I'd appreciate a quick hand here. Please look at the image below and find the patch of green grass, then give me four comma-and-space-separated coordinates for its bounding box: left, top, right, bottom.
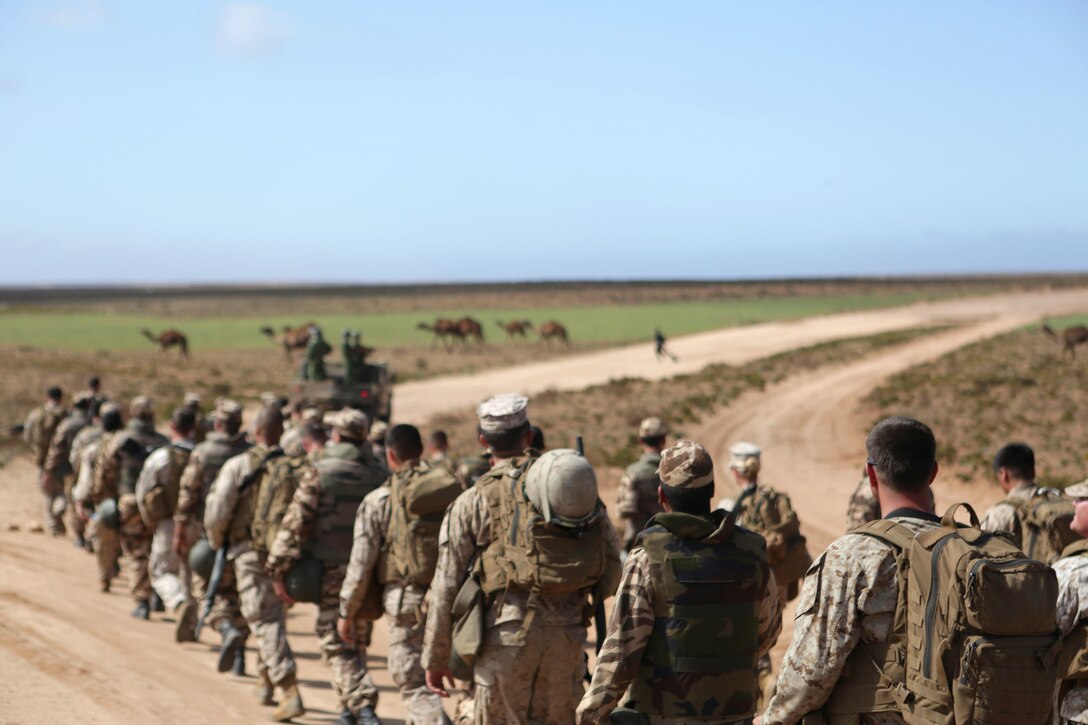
0, 292, 952, 352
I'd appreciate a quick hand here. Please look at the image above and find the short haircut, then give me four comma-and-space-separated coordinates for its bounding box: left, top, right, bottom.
865, 416, 937, 492
479, 421, 531, 456
428, 430, 449, 448
254, 404, 284, 443
661, 482, 714, 515
994, 443, 1035, 482
101, 409, 123, 432
88, 376, 100, 389
47, 386, 62, 402
171, 407, 197, 435
301, 422, 327, 444
387, 424, 424, 462
530, 425, 546, 451
221, 416, 242, 436
639, 434, 666, 449
74, 396, 92, 412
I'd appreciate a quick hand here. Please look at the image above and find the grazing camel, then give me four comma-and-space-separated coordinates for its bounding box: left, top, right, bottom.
260, 323, 315, 361
417, 318, 461, 351
496, 320, 533, 341
1042, 323, 1088, 359
141, 329, 189, 358
537, 320, 569, 349
456, 317, 485, 346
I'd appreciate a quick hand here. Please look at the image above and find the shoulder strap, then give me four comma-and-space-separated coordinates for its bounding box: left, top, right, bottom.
1061, 538, 1088, 560
851, 518, 916, 552
239, 449, 285, 493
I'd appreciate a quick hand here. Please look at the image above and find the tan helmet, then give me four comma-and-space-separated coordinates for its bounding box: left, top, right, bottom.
524, 449, 599, 527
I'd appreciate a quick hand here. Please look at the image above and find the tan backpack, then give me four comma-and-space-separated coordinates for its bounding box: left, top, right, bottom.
141, 444, 192, 524
250, 455, 309, 553
848, 503, 1060, 725
734, 485, 812, 598
1010, 487, 1078, 564
378, 464, 463, 587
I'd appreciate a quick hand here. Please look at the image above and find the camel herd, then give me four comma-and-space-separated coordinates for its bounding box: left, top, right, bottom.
1043, 322, 1088, 358
416, 317, 570, 351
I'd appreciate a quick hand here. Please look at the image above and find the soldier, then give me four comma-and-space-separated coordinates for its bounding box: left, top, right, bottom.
339, 423, 462, 725
80, 403, 125, 591
578, 440, 783, 725
87, 375, 107, 409
24, 386, 68, 535
204, 404, 303, 721
304, 326, 332, 381
281, 405, 320, 457
94, 395, 169, 618
422, 393, 623, 724
183, 392, 209, 444
44, 392, 93, 547
426, 430, 451, 464
70, 399, 108, 532
616, 417, 668, 550
136, 406, 197, 626
268, 408, 388, 725
979, 442, 1038, 540
761, 416, 942, 725
455, 449, 491, 490
1053, 479, 1088, 724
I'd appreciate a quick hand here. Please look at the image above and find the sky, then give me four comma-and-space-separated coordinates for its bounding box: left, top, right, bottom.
1, 1, 1087, 284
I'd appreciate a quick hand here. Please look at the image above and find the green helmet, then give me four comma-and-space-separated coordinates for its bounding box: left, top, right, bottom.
188, 538, 216, 580
96, 498, 121, 529
284, 554, 323, 603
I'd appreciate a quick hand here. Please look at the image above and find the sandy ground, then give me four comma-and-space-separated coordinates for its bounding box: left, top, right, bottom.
2, 288, 1086, 724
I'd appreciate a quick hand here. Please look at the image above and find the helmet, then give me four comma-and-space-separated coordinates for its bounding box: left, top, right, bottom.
188, 538, 216, 580
283, 555, 323, 603
524, 449, 599, 527
95, 498, 121, 530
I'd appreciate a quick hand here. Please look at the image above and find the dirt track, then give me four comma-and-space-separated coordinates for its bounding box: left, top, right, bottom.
2, 288, 1087, 724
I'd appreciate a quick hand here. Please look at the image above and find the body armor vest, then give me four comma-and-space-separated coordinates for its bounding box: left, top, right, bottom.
309, 442, 387, 564
193, 433, 251, 520
377, 463, 463, 586
119, 421, 167, 495
625, 510, 768, 721
228, 447, 275, 545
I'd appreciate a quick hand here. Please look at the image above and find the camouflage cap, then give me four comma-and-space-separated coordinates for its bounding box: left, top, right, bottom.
638, 417, 669, 438
328, 408, 369, 440
301, 407, 322, 424
1065, 481, 1088, 499
130, 395, 153, 417
476, 393, 529, 433
184, 392, 202, 406
214, 399, 243, 422
658, 440, 714, 489
368, 420, 389, 444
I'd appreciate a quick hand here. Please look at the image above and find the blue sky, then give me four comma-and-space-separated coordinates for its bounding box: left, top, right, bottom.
1, 1, 1086, 284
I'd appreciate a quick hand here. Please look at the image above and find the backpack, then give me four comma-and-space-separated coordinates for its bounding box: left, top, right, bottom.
141, 444, 192, 524
250, 455, 309, 553
850, 503, 1060, 725
734, 485, 812, 598
378, 464, 463, 587
1010, 487, 1078, 564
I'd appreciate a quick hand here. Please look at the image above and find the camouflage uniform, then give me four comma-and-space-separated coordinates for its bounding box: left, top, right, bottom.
422, 456, 623, 725
24, 400, 68, 534
44, 407, 90, 540
266, 437, 387, 716
205, 444, 297, 688
339, 476, 448, 725
616, 451, 663, 550
175, 430, 251, 634
136, 442, 194, 611
762, 510, 943, 725
85, 433, 121, 587
846, 473, 880, 531
94, 418, 168, 601
978, 480, 1036, 544
1055, 542, 1088, 724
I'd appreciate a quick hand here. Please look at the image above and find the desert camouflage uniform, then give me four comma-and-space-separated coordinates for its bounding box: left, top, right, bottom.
577, 511, 782, 725
422, 456, 624, 725
44, 409, 90, 539
846, 474, 880, 531
340, 482, 447, 724
24, 400, 68, 533
266, 441, 387, 714
762, 510, 943, 725
205, 444, 297, 687
84, 433, 121, 585
978, 480, 1036, 544
70, 422, 103, 490
1053, 546, 1088, 724
136, 442, 194, 611
175, 431, 251, 633
616, 451, 662, 550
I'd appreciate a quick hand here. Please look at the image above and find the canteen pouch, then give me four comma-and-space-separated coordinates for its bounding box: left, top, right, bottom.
951, 634, 1060, 725
449, 575, 484, 680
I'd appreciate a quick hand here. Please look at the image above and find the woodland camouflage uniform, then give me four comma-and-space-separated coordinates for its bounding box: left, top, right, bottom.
267, 419, 388, 720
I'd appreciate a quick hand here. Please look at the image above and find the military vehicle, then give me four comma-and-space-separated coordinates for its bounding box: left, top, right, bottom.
291, 360, 394, 422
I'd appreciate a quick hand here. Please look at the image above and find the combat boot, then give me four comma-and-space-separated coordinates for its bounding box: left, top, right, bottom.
73, 534, 87, 549
150, 592, 165, 612
131, 599, 150, 620
271, 680, 305, 722
354, 705, 382, 725
231, 642, 247, 677
256, 671, 274, 707
335, 709, 354, 725
217, 622, 245, 673
174, 600, 197, 643
100, 579, 110, 594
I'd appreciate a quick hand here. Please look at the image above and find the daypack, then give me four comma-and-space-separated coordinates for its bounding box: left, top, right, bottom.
733, 484, 812, 599
844, 503, 1060, 725
1010, 487, 1078, 564
250, 454, 309, 553
141, 444, 192, 524
378, 463, 463, 587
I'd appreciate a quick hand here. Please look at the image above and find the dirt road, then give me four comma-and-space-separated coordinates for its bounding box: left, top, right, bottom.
2, 288, 1085, 724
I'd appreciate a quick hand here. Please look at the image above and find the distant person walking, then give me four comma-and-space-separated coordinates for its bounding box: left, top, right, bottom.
654, 328, 678, 362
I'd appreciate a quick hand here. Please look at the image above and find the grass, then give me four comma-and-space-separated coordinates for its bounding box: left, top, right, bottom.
0, 291, 957, 352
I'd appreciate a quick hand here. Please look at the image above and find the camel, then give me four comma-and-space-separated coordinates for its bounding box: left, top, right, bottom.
1042, 323, 1088, 359
537, 320, 569, 349
260, 323, 315, 360
141, 329, 189, 358
456, 317, 485, 346
417, 318, 462, 351
496, 320, 533, 341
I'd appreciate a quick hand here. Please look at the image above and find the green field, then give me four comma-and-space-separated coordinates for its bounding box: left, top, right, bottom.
0, 291, 955, 351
